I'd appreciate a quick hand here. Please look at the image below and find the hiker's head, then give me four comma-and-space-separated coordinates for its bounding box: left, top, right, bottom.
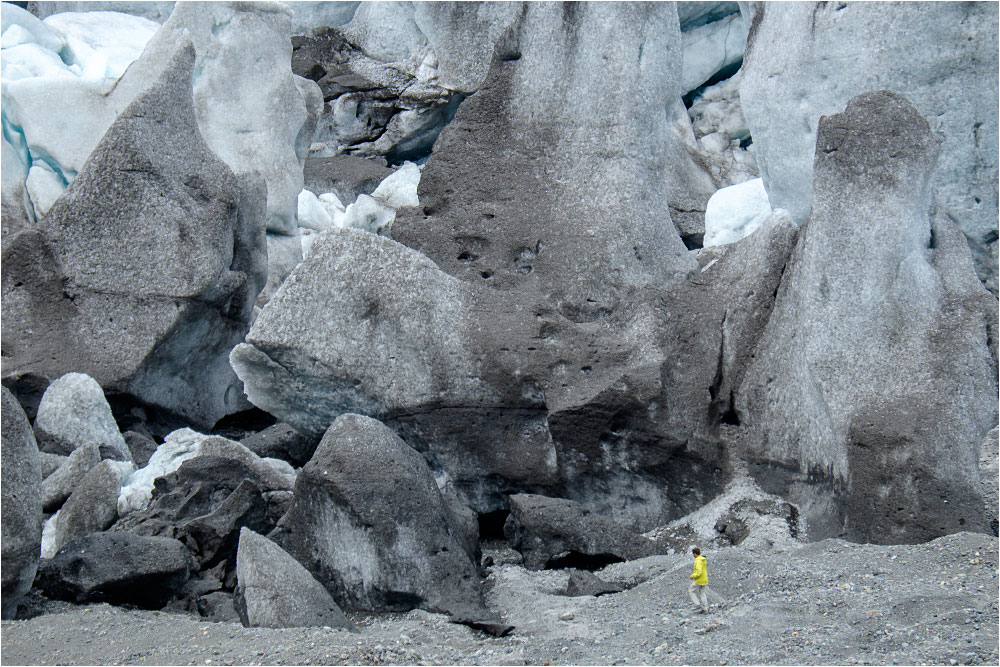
692, 547, 700, 557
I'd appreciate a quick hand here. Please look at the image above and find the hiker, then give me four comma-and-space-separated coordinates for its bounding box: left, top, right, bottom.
688, 547, 709, 613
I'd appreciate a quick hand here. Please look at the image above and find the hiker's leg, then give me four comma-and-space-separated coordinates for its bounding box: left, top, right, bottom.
688, 582, 701, 607
698, 585, 709, 612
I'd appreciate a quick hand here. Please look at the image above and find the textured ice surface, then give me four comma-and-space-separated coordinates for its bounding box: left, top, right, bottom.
40, 511, 60, 559
43, 11, 159, 80
703, 178, 772, 246
0, 3, 65, 53
370, 161, 420, 209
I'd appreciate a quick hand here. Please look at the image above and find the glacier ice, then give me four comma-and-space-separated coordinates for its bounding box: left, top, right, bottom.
681, 12, 747, 95
370, 161, 420, 209
703, 178, 772, 247
43, 11, 160, 80
297, 189, 334, 231
0, 4, 65, 53
1, 7, 160, 221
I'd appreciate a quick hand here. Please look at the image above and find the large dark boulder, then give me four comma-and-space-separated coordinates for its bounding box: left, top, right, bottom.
113, 455, 272, 569
392, 2, 695, 317
272, 414, 486, 618
1, 387, 42, 619
0, 36, 266, 429
36, 532, 191, 607
503, 494, 657, 570
234, 528, 354, 630
240, 422, 317, 468
736, 91, 999, 542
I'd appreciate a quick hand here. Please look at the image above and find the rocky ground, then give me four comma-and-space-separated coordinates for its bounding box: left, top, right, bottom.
3, 532, 996, 666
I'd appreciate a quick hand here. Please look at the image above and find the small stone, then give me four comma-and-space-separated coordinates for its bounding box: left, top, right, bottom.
559, 611, 574, 621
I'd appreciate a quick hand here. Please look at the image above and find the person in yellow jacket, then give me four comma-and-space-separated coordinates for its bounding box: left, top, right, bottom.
688, 547, 709, 613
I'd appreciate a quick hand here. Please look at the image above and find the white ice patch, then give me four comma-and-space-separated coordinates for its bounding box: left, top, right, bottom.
42, 11, 159, 80
116, 428, 204, 516
297, 189, 334, 231
40, 511, 60, 559
341, 194, 396, 234
370, 160, 420, 209
703, 178, 772, 247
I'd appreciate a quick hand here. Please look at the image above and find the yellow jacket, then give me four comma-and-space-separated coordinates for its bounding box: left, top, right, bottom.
690, 555, 708, 585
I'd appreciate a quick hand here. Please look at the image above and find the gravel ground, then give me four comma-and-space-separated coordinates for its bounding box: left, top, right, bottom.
3, 532, 996, 666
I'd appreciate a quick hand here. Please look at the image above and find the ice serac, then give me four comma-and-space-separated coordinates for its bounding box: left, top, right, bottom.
393, 1, 695, 318
234, 528, 355, 631
1, 37, 267, 429
736, 92, 999, 544
150, 1, 315, 235
1, 387, 42, 620
739, 1, 1000, 294
272, 414, 488, 619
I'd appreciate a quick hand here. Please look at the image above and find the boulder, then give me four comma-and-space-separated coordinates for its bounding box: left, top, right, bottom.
736, 91, 999, 543
114, 453, 276, 569
197, 591, 239, 623
33, 373, 130, 460
123, 430, 158, 468
1, 387, 43, 619
49, 459, 127, 555
39, 451, 67, 479
234, 528, 354, 630
1, 37, 267, 429
562, 569, 626, 598
240, 423, 317, 468
503, 494, 657, 570
40, 442, 100, 513
117, 429, 295, 517
272, 414, 486, 618
739, 1, 999, 293
36, 532, 190, 607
